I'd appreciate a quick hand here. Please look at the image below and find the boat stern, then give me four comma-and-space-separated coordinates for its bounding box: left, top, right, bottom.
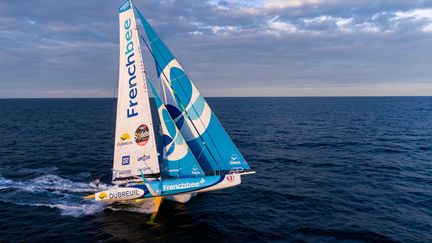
195, 173, 242, 193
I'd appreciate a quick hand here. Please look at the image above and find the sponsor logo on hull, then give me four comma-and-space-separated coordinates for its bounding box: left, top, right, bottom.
96, 188, 145, 202
163, 178, 206, 192
226, 175, 235, 182
99, 192, 108, 200
163, 182, 200, 191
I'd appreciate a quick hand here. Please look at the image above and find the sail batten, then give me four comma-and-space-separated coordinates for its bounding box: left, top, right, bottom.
112, 0, 159, 181
135, 8, 251, 173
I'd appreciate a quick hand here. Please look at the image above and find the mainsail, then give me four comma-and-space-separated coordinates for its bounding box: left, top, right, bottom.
148, 79, 205, 178
112, 0, 159, 180
135, 8, 250, 173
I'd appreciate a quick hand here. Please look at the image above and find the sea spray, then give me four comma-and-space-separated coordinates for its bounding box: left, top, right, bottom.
0, 173, 108, 217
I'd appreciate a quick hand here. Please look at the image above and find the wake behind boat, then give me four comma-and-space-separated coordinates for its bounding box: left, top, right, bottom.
84, 0, 254, 214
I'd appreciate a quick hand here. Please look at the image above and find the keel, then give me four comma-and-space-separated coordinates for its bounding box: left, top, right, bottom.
150, 196, 163, 221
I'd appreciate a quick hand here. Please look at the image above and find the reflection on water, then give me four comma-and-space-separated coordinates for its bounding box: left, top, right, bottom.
93, 198, 223, 242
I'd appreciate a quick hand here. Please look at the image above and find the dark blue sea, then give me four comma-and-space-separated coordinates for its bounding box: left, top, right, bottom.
1, 97, 431, 242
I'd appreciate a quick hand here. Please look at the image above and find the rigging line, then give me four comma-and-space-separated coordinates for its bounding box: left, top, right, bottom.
140, 34, 225, 173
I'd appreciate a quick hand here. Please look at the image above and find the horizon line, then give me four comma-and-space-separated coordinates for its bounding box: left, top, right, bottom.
1, 95, 432, 99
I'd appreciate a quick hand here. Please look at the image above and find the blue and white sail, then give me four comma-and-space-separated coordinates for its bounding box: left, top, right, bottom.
148, 79, 205, 178
112, 0, 159, 181
135, 8, 250, 173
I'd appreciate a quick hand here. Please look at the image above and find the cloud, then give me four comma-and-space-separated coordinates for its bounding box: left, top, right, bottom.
263, 0, 326, 10
0, 0, 432, 97
211, 0, 343, 14
266, 16, 298, 34
392, 8, 432, 32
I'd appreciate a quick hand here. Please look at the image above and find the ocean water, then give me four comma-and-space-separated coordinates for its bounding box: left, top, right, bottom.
0, 97, 431, 242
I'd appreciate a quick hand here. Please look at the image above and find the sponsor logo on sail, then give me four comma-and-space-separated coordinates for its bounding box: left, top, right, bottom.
118, 170, 131, 175
123, 17, 139, 119
229, 154, 241, 165
139, 166, 152, 174
191, 165, 201, 175
137, 154, 151, 162
122, 155, 130, 165
135, 124, 150, 146
117, 133, 133, 146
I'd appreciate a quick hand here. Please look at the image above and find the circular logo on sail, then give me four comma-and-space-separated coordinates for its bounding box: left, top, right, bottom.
135, 124, 150, 146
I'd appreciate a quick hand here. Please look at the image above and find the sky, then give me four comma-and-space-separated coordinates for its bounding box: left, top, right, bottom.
1, 0, 432, 98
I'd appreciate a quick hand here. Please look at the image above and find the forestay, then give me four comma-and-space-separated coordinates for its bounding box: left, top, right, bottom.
112, 0, 159, 181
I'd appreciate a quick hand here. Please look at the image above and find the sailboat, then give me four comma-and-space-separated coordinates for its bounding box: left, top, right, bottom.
84, 0, 254, 213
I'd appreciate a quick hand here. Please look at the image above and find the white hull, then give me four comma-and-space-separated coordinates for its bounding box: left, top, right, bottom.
196, 173, 242, 193
165, 193, 193, 203
86, 173, 250, 215
165, 173, 243, 202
